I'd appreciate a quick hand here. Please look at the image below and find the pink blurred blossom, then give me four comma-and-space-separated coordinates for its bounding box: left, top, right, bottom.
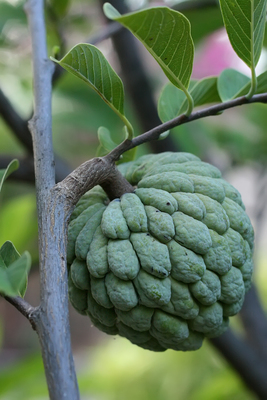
192, 28, 251, 79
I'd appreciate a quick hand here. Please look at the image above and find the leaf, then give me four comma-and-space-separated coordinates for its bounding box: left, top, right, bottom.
96, 126, 136, 163
217, 69, 251, 101
97, 126, 117, 153
0, 159, 19, 193
51, 44, 133, 138
103, 3, 194, 93
117, 148, 137, 164
235, 70, 267, 96
219, 0, 267, 68
159, 131, 170, 140
158, 77, 220, 122
180, 77, 221, 114
0, 241, 31, 297
158, 84, 186, 123
0, 241, 20, 266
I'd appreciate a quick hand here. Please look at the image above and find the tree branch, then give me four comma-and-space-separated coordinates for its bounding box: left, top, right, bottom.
0, 88, 72, 182
239, 284, 267, 359
88, 21, 123, 45
0, 156, 35, 183
106, 93, 267, 162
3, 295, 37, 328
210, 329, 267, 400
0, 154, 71, 185
173, 0, 218, 12
25, 1, 79, 399
0, 88, 33, 154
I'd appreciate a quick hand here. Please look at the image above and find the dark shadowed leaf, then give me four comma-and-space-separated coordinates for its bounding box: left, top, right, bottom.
97, 126, 117, 153
0, 159, 19, 194
0, 241, 31, 297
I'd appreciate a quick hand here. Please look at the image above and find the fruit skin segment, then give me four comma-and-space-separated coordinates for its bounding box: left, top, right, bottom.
67, 152, 254, 352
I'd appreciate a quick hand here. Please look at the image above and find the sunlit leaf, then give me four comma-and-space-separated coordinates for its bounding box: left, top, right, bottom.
219, 0, 267, 68
0, 241, 31, 297
217, 69, 251, 101
0, 159, 19, 193
104, 3, 194, 93
51, 44, 133, 138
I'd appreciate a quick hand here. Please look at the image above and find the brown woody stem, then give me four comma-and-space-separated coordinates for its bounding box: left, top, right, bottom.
100, 164, 135, 200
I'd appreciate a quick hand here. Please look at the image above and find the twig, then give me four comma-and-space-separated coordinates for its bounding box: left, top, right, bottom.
0, 156, 35, 183
0, 88, 72, 182
0, 155, 71, 184
25, 1, 79, 399
3, 295, 37, 328
106, 93, 267, 162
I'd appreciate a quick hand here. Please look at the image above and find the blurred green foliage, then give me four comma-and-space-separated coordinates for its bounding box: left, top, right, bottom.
0, 337, 259, 400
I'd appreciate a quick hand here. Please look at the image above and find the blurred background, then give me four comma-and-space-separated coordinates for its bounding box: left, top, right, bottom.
0, 0, 267, 399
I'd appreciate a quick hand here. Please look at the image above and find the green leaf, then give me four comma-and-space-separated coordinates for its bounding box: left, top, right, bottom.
104, 3, 194, 114
217, 69, 251, 101
158, 84, 186, 123
97, 126, 117, 153
219, 0, 267, 97
51, 44, 134, 139
0, 159, 19, 193
96, 126, 136, 163
0, 241, 31, 297
235, 70, 267, 96
158, 77, 220, 122
117, 147, 137, 164
159, 131, 170, 140
0, 241, 20, 266
180, 77, 221, 114
219, 0, 267, 68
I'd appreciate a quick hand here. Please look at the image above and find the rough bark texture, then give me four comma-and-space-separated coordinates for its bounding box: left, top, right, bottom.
25, 1, 79, 398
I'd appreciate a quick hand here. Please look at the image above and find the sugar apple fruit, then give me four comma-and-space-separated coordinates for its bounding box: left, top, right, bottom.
67, 152, 254, 352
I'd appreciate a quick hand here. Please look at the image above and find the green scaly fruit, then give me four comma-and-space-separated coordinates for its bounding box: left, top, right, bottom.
67, 152, 254, 352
